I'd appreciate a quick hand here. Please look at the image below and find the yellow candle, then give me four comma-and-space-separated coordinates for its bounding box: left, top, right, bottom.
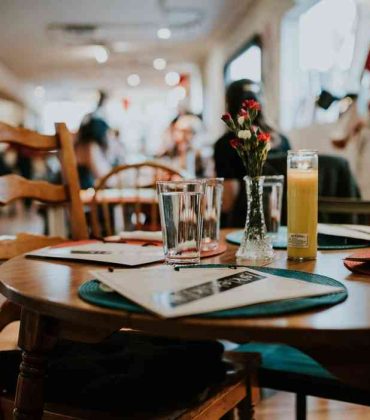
287, 168, 318, 260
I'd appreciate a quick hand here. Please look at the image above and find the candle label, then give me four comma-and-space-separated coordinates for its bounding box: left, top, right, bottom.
288, 233, 309, 248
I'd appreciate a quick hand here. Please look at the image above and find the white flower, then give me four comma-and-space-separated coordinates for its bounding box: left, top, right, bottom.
265, 142, 271, 152
237, 116, 245, 125
238, 129, 251, 140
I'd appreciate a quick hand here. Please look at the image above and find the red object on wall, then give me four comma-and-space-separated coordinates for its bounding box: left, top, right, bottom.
365, 49, 370, 72
122, 97, 131, 111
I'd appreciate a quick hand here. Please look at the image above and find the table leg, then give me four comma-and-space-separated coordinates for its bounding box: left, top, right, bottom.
13, 309, 58, 420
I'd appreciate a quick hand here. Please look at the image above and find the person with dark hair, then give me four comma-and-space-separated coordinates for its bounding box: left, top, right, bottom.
214, 79, 291, 226
75, 117, 113, 189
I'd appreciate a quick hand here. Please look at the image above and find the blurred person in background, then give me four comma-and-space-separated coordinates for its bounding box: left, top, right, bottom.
214, 79, 291, 226
75, 117, 114, 189
158, 113, 205, 176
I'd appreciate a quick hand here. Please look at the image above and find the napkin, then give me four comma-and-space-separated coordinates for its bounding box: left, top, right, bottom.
119, 230, 163, 242
344, 250, 370, 275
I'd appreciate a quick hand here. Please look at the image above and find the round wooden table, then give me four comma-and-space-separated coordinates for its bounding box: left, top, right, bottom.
1, 233, 370, 418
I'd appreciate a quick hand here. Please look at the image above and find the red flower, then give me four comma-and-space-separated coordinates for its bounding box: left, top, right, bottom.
230, 138, 241, 149
238, 108, 250, 118
221, 112, 232, 122
257, 131, 270, 142
243, 100, 261, 111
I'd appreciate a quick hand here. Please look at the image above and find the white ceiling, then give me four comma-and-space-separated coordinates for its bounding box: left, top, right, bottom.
0, 0, 252, 97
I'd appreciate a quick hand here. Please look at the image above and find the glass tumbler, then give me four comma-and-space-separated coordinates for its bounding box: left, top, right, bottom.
201, 178, 224, 251
157, 180, 205, 264
263, 175, 284, 237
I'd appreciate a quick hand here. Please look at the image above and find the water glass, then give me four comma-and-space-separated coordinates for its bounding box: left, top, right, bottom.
202, 178, 224, 251
157, 180, 204, 265
263, 175, 284, 237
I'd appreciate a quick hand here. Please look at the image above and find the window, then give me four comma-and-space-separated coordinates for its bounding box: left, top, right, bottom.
280, 0, 358, 130
224, 37, 262, 85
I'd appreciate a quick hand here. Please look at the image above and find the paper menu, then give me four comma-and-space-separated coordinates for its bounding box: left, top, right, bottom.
91, 266, 344, 318
318, 224, 370, 242
26, 242, 164, 266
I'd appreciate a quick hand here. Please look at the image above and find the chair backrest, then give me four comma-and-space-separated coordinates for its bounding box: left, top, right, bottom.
90, 160, 188, 238
0, 122, 88, 241
318, 197, 370, 224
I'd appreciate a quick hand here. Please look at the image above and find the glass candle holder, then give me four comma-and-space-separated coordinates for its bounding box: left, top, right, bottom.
287, 150, 318, 261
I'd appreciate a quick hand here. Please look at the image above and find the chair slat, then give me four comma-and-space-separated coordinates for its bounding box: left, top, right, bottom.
319, 197, 370, 215
0, 174, 67, 205
0, 122, 58, 151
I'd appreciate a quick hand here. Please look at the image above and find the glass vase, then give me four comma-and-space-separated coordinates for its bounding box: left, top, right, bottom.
236, 176, 274, 264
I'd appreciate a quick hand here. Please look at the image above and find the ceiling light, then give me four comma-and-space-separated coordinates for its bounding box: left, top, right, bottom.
172, 86, 186, 101
94, 46, 109, 64
34, 86, 45, 98
157, 27, 171, 39
153, 58, 167, 71
127, 74, 141, 87
113, 42, 131, 53
165, 71, 180, 86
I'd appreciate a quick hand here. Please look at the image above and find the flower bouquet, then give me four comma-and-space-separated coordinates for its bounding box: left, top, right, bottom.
222, 100, 274, 262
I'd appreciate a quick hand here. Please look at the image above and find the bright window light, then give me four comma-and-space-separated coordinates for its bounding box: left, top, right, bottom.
299, 0, 356, 72
227, 45, 261, 83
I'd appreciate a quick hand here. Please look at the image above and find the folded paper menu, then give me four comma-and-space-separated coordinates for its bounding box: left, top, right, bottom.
318, 224, 370, 242
91, 266, 343, 318
27, 241, 164, 266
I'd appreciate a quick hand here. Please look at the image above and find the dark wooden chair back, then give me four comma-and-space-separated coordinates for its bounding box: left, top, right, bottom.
90, 160, 189, 238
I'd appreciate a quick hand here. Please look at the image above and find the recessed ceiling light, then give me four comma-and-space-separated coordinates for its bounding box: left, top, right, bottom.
165, 71, 180, 86
153, 58, 167, 71
157, 27, 171, 39
34, 85, 45, 98
113, 42, 131, 53
173, 86, 186, 101
127, 74, 141, 87
94, 46, 109, 64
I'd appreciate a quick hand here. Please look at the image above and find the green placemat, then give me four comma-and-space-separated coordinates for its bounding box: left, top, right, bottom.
226, 227, 370, 250
79, 267, 347, 318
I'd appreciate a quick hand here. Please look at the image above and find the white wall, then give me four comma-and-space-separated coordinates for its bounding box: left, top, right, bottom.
202, 0, 294, 142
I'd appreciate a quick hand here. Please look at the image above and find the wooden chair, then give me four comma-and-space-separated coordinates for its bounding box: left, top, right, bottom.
90, 160, 189, 238
0, 136, 260, 419
0, 121, 89, 256
0, 351, 260, 419
319, 197, 370, 224
238, 343, 370, 420
0, 122, 89, 335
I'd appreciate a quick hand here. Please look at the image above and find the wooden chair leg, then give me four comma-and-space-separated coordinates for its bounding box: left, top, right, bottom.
0, 300, 21, 331
296, 393, 307, 420
13, 309, 58, 420
235, 376, 256, 420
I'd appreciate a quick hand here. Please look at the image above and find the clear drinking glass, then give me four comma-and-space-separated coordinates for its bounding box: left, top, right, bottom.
202, 178, 224, 251
157, 180, 205, 265
263, 175, 284, 237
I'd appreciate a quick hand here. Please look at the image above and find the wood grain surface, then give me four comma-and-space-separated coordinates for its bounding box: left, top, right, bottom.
1, 231, 370, 390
